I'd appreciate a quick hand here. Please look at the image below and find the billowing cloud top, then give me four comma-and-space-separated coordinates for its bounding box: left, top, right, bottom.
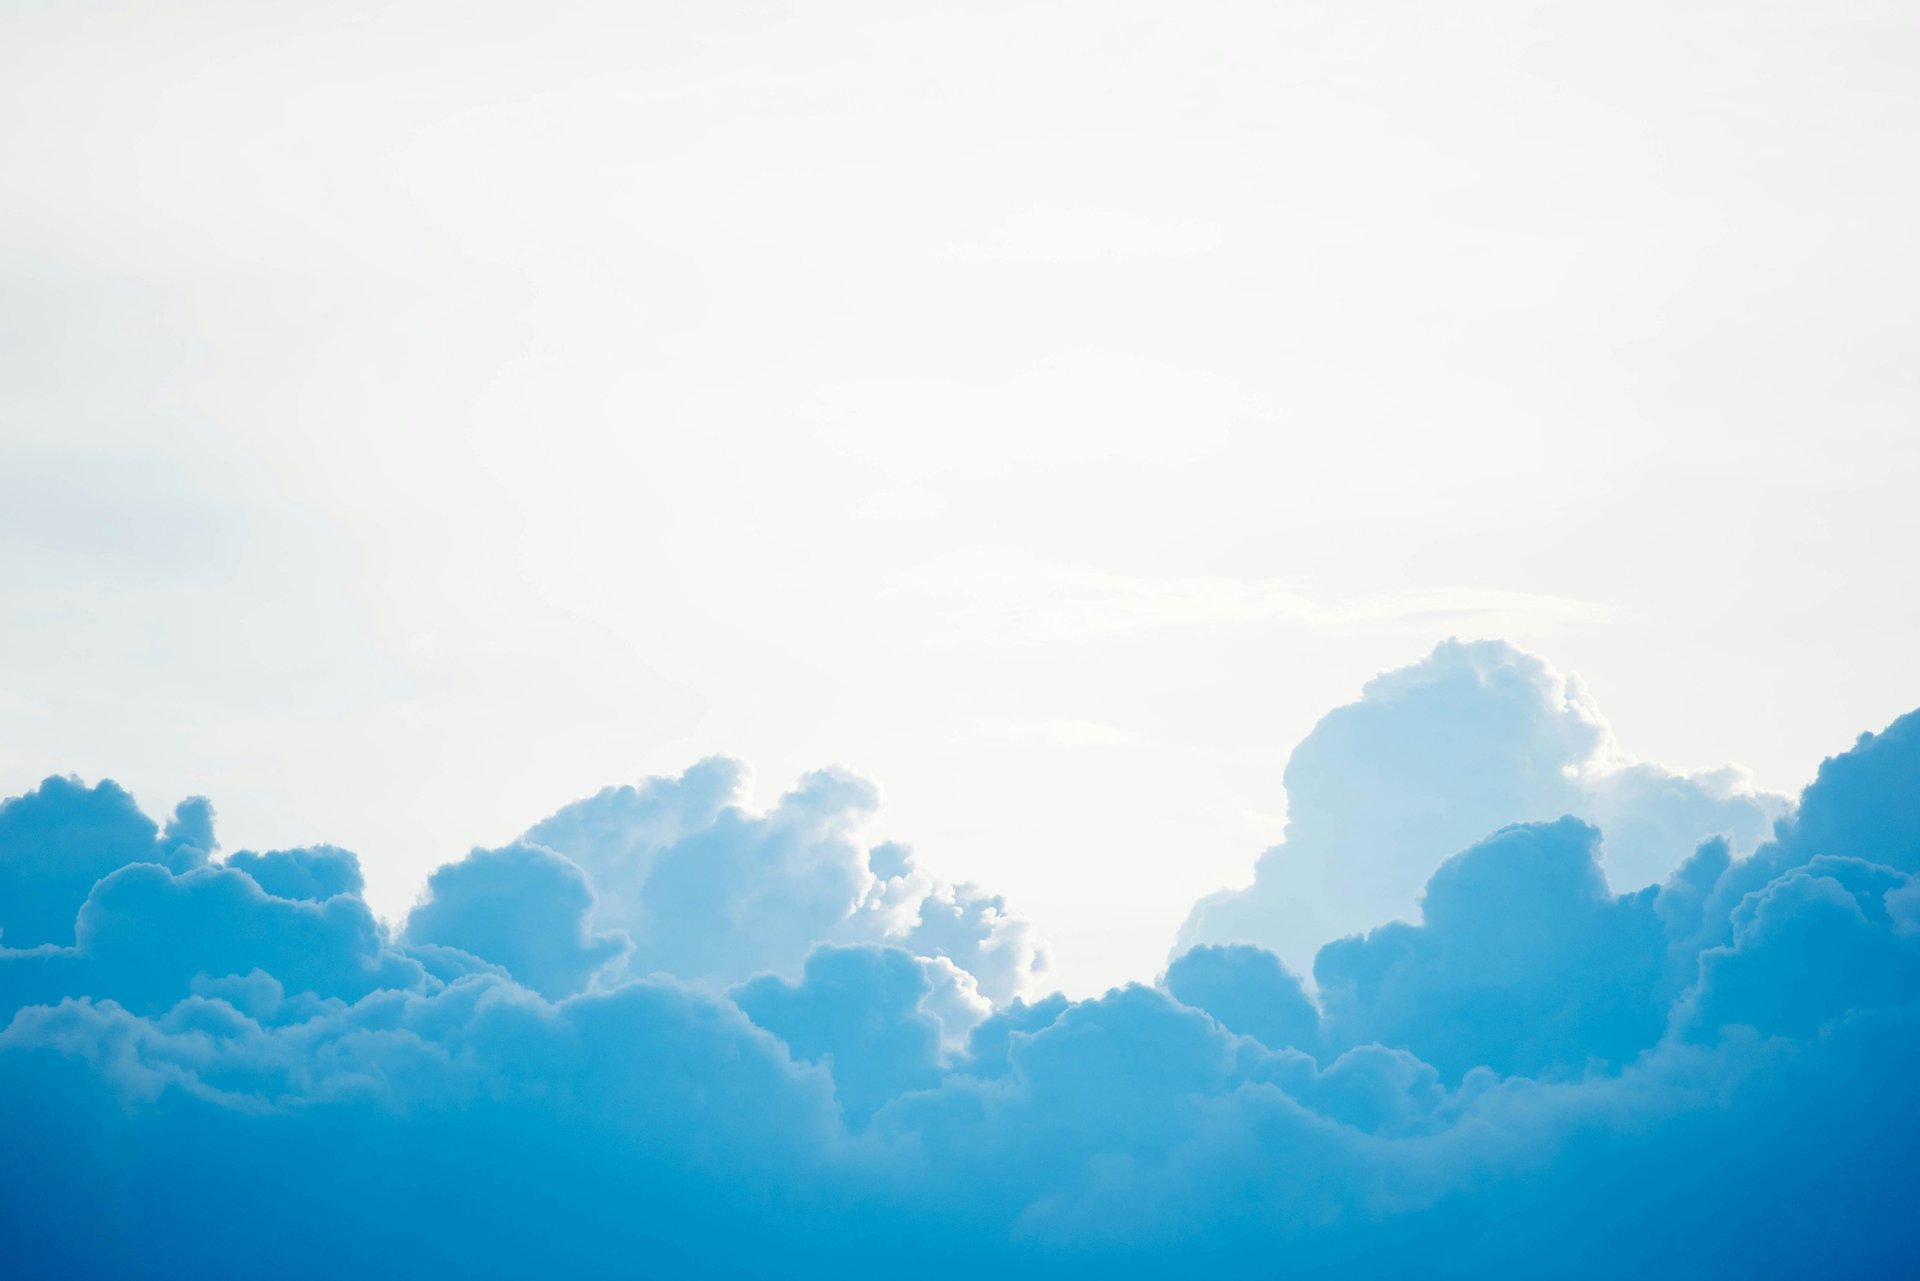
4, 641, 1918, 1278
1181, 639, 1787, 976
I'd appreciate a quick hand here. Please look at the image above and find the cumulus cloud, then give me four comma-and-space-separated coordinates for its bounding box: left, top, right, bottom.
1179, 639, 1787, 977
522, 759, 1048, 1003
404, 842, 629, 1001
224, 844, 363, 903
3, 646, 1918, 1277
1163, 943, 1319, 1052
0, 777, 211, 947
733, 943, 986, 1125
1312, 817, 1669, 1079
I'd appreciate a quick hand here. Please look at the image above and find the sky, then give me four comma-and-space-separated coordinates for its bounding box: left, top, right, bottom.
3, 0, 1918, 1002
6, 4, 1920, 1275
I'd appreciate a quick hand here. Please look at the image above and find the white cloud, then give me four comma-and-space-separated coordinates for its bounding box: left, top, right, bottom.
1180, 639, 1788, 978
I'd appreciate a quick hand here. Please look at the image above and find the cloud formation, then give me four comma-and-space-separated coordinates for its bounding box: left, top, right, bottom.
3, 642, 1918, 1277
519, 758, 1048, 1005
1180, 639, 1787, 976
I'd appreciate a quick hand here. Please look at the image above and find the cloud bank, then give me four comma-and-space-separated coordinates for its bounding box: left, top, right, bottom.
1181, 639, 1788, 976
4, 640, 1918, 1278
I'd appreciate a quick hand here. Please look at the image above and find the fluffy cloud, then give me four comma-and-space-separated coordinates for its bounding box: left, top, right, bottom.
1309, 817, 1669, 1078
3, 647, 1918, 1277
404, 842, 630, 1001
1180, 639, 1786, 977
1163, 943, 1318, 1052
223, 844, 363, 902
733, 943, 984, 1125
522, 759, 1048, 1003
0, 777, 211, 947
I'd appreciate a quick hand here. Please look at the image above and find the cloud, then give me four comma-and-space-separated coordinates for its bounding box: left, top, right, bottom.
3, 645, 1919, 1276
225, 844, 363, 902
1, 859, 427, 1021
0, 776, 211, 948
1163, 943, 1318, 1052
522, 758, 1048, 1004
404, 842, 630, 1001
1180, 639, 1786, 977
1313, 817, 1669, 1079
1679, 853, 1920, 1041
733, 943, 982, 1126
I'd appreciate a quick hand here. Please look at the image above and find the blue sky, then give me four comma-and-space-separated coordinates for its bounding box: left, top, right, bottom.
3, 1, 1919, 1274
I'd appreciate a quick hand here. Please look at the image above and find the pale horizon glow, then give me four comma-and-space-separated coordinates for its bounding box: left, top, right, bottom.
3, 0, 1917, 995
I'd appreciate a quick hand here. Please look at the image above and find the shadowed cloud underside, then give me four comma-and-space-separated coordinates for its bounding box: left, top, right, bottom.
2, 641, 1916, 1278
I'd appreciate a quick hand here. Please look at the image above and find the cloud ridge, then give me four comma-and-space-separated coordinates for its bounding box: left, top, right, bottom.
3, 642, 1917, 1278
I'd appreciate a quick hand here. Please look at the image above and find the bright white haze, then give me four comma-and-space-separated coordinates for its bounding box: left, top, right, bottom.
2, 0, 1916, 995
